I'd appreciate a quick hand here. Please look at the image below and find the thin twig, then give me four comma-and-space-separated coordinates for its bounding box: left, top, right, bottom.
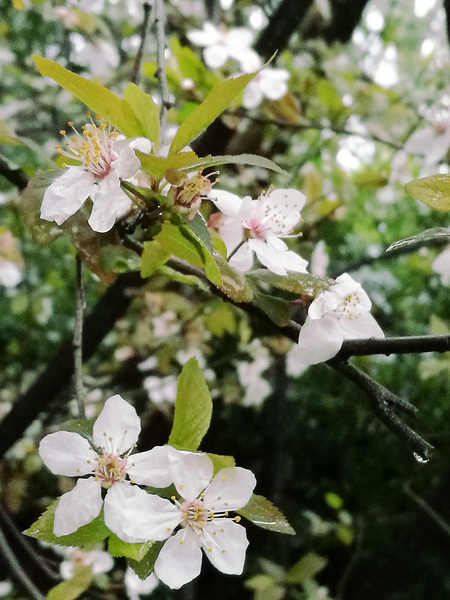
73, 255, 86, 418
131, 2, 153, 86
153, 0, 172, 138
404, 483, 450, 537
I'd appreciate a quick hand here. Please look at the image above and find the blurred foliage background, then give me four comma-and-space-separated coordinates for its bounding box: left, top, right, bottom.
1, 0, 450, 598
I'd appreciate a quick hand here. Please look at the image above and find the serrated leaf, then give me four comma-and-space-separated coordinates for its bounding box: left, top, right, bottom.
237, 494, 295, 535
386, 227, 450, 254
129, 541, 163, 580
181, 153, 287, 175
46, 564, 93, 600
122, 83, 160, 148
136, 150, 199, 180
405, 174, 450, 211
25, 501, 109, 547
213, 251, 254, 302
252, 289, 292, 327
169, 71, 258, 155
0, 120, 20, 145
141, 239, 171, 277
286, 552, 328, 584
57, 418, 95, 442
247, 270, 332, 297
168, 357, 212, 451
207, 452, 236, 474
108, 533, 152, 560
32, 56, 141, 137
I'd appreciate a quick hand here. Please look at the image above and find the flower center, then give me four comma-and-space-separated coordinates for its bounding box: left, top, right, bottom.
179, 499, 209, 530
338, 291, 363, 320
56, 119, 120, 180
245, 216, 267, 240
94, 452, 128, 487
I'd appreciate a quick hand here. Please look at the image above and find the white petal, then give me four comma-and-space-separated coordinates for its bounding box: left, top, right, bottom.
89, 172, 132, 233
127, 445, 174, 487
154, 528, 203, 589
202, 519, 248, 575
229, 242, 255, 272
432, 245, 450, 284
53, 478, 103, 537
261, 188, 306, 233
296, 316, 344, 365
242, 83, 263, 109
187, 23, 221, 47
337, 311, 384, 340
92, 394, 140, 454
259, 69, 290, 100
204, 45, 229, 69
209, 189, 243, 218
203, 467, 256, 511
41, 168, 94, 225
168, 449, 214, 500
125, 568, 159, 598
113, 144, 141, 180
39, 431, 96, 477
120, 490, 181, 542
249, 238, 308, 275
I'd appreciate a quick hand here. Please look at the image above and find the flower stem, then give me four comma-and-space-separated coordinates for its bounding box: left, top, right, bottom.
73, 255, 86, 418
227, 240, 246, 262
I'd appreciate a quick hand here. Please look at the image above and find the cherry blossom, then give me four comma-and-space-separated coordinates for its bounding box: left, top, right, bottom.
242, 68, 290, 109
209, 188, 308, 275
115, 448, 256, 589
125, 567, 159, 600
432, 245, 450, 284
59, 547, 114, 580
295, 273, 384, 365
40, 120, 151, 233
38, 394, 173, 538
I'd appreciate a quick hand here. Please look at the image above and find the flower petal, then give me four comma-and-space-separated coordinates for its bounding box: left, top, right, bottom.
53, 477, 102, 536
92, 394, 140, 454
204, 44, 229, 69
203, 467, 256, 511
296, 316, 344, 365
119, 489, 181, 542
112, 144, 141, 180
337, 311, 384, 340
154, 528, 203, 589
168, 448, 214, 500
202, 519, 249, 575
41, 168, 94, 225
249, 238, 308, 275
209, 189, 243, 218
39, 431, 96, 477
88, 172, 132, 233
127, 445, 174, 487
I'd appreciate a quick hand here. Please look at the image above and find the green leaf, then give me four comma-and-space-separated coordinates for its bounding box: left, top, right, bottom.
237, 494, 295, 535
141, 239, 171, 277
99, 244, 141, 273
286, 552, 328, 584
247, 270, 333, 297
122, 83, 160, 148
252, 289, 292, 327
169, 71, 259, 155
205, 303, 237, 336
213, 251, 254, 302
108, 533, 152, 560
181, 153, 287, 175
207, 452, 236, 473
46, 564, 93, 600
325, 492, 343, 510
386, 227, 450, 254
129, 541, 163, 580
32, 56, 141, 137
57, 418, 95, 443
0, 120, 20, 145
168, 357, 212, 451
405, 174, 450, 211
25, 501, 109, 547
136, 150, 199, 180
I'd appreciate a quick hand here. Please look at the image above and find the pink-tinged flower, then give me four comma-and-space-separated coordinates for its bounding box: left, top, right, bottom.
432, 245, 450, 285
116, 448, 256, 589
296, 273, 384, 365
209, 188, 308, 276
38, 394, 173, 539
41, 121, 151, 233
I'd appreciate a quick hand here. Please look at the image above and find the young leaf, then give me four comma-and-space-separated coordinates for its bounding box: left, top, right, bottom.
136, 150, 199, 180
247, 270, 333, 297
122, 83, 160, 148
168, 357, 213, 451
252, 289, 292, 327
207, 452, 236, 473
182, 153, 288, 175
25, 501, 109, 547
386, 227, 450, 254
405, 174, 450, 211
32, 56, 141, 137
169, 71, 259, 155
213, 251, 254, 302
141, 239, 171, 278
129, 541, 163, 580
286, 552, 328, 584
237, 494, 295, 535
108, 533, 152, 560
46, 564, 93, 600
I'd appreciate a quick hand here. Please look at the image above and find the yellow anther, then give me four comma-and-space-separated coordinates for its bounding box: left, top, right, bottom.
68, 121, 74, 126
235, 516, 241, 522
180, 540, 184, 545
59, 130, 66, 135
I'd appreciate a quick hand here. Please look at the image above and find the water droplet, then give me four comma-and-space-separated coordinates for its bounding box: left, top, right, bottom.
413, 452, 430, 464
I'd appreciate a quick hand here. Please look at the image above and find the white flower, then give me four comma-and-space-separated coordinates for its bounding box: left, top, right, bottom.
209, 188, 308, 275
242, 68, 290, 109
125, 567, 159, 600
432, 245, 450, 284
0, 260, 22, 287
60, 547, 114, 580
296, 273, 384, 365
41, 121, 151, 233
187, 22, 258, 70
39, 394, 174, 539
116, 448, 256, 589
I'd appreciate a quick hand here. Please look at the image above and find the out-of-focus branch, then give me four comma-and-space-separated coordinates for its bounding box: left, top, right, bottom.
131, 2, 153, 86
153, 0, 171, 138
0, 156, 30, 190
73, 255, 85, 418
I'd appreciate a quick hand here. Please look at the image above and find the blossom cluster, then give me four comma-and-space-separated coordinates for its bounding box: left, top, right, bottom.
39, 394, 256, 590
